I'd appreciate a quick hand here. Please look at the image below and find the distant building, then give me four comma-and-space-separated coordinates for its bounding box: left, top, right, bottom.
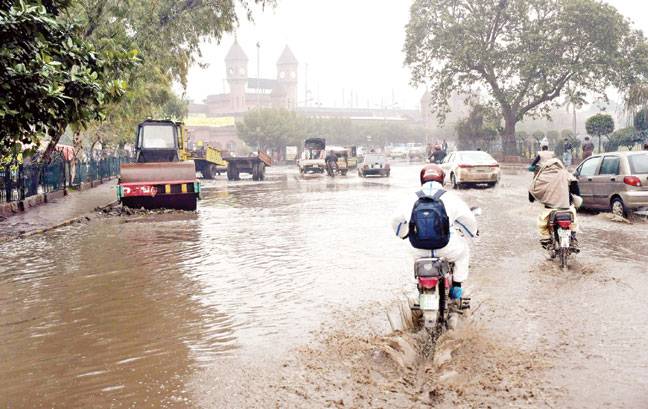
198, 41, 299, 116
187, 40, 427, 152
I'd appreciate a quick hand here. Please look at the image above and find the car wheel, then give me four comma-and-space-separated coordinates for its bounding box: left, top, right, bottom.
611, 197, 627, 218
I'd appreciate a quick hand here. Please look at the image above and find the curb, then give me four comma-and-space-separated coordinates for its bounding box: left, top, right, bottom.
1, 177, 118, 218
19, 200, 119, 239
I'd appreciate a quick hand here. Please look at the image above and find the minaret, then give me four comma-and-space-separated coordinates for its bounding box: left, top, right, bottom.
225, 40, 248, 112
276, 45, 298, 109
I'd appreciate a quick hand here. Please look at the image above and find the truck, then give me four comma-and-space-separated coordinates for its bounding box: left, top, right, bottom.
190, 146, 227, 179
224, 150, 273, 181
298, 138, 326, 176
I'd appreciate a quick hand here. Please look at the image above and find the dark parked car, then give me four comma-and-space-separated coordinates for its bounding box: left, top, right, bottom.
574, 151, 648, 217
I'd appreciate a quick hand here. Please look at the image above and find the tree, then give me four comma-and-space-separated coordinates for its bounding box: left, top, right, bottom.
561, 129, 575, 139
455, 104, 499, 151
586, 113, 615, 153
237, 108, 301, 154
606, 127, 637, 152
404, 0, 648, 155
547, 130, 560, 145
66, 0, 273, 149
0, 0, 134, 162
634, 108, 648, 143
562, 85, 587, 135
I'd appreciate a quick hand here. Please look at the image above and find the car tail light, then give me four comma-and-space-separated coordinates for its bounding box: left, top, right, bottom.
458, 164, 474, 168
624, 176, 642, 187
418, 277, 438, 289
490, 163, 500, 168
557, 220, 571, 229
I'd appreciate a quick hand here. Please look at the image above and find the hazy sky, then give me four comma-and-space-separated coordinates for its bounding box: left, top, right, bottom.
182, 0, 648, 111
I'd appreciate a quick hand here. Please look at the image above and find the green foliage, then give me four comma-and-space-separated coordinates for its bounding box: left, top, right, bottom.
547, 130, 560, 144
404, 0, 648, 154
586, 113, 615, 137
532, 131, 545, 142
455, 104, 499, 150
67, 0, 272, 148
605, 127, 638, 151
237, 108, 303, 151
561, 129, 575, 139
0, 0, 135, 160
237, 109, 430, 152
633, 108, 648, 135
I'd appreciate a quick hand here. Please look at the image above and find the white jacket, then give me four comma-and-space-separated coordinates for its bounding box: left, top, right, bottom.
391, 181, 478, 241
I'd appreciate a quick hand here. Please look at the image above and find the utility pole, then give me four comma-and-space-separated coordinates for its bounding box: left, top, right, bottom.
304, 63, 309, 107
256, 41, 261, 109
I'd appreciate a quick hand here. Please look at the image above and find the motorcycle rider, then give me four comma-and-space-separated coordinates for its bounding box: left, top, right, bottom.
529, 158, 581, 250
325, 150, 338, 176
431, 145, 446, 164
529, 138, 555, 172
392, 164, 478, 302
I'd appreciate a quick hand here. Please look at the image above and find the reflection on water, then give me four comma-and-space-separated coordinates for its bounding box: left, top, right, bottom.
0, 166, 418, 408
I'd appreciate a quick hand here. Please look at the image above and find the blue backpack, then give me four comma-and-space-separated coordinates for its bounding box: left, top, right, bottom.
408, 190, 450, 250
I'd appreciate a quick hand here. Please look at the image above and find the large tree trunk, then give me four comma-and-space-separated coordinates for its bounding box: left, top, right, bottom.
41, 126, 66, 164
502, 115, 517, 156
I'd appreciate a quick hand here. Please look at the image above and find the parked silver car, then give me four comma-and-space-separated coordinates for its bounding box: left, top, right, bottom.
574, 151, 648, 216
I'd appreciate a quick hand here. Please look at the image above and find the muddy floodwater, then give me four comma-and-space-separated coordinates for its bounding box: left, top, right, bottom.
1, 164, 647, 408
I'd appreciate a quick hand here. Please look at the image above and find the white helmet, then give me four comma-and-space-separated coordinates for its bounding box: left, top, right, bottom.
540, 137, 549, 148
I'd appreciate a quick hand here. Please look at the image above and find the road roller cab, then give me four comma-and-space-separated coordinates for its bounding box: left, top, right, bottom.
117, 120, 200, 211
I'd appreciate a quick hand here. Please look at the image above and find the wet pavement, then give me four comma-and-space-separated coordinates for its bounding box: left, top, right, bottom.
0, 164, 647, 408
0, 181, 117, 239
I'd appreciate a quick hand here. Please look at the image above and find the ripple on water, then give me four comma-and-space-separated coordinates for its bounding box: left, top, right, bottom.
0, 167, 420, 408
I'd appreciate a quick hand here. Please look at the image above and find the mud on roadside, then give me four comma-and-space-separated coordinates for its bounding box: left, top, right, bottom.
266, 319, 552, 408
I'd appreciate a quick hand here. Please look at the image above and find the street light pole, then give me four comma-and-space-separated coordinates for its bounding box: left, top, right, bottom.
256, 41, 261, 109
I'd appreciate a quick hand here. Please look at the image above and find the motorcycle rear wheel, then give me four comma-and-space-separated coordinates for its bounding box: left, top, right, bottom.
437, 279, 449, 331
559, 248, 568, 270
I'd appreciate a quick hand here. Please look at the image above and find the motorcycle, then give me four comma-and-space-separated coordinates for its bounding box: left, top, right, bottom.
325, 161, 337, 177
545, 210, 577, 270
410, 207, 481, 333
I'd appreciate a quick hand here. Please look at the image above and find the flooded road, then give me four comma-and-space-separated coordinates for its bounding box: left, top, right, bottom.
1, 164, 647, 408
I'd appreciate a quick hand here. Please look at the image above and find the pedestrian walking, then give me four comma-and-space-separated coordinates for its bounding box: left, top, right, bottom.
582, 136, 594, 159
562, 138, 573, 167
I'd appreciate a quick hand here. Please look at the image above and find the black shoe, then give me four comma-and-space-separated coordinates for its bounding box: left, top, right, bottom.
540, 239, 552, 250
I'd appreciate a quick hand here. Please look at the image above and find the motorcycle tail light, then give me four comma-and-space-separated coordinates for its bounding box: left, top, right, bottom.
419, 277, 438, 289
557, 220, 572, 229
624, 176, 642, 187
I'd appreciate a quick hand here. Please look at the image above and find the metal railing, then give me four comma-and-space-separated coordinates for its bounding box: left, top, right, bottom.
1, 155, 131, 204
